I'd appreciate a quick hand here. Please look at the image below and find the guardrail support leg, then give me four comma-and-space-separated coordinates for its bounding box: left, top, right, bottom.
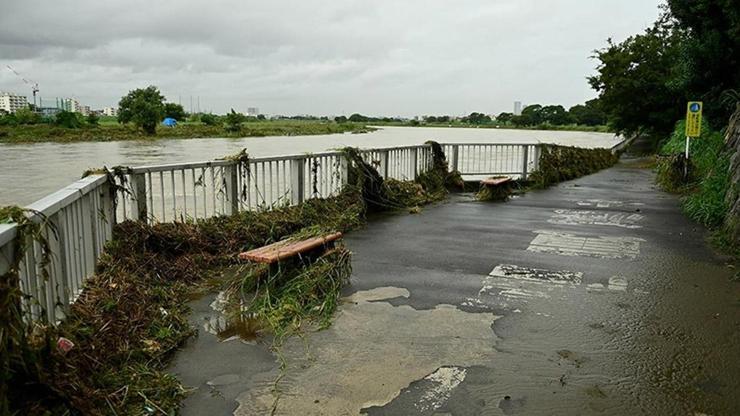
291, 158, 305, 205
380, 150, 389, 179
452, 145, 460, 172
131, 173, 148, 222
226, 164, 239, 215
521, 146, 529, 181
533, 145, 542, 172
411, 148, 418, 179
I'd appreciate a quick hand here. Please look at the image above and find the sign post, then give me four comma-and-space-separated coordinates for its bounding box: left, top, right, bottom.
684, 101, 703, 179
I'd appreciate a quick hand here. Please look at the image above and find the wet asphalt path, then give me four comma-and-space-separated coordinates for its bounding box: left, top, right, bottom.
171, 158, 740, 415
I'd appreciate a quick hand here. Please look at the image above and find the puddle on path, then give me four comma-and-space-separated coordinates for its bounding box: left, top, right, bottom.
234, 286, 500, 415
204, 290, 265, 343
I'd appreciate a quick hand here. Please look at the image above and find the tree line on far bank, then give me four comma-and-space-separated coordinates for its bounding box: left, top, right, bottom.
341, 98, 607, 129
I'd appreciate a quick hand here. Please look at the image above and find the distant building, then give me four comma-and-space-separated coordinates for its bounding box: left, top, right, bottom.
514, 101, 522, 116
79, 105, 91, 116
102, 107, 118, 117
247, 107, 259, 116
0, 92, 29, 113
61, 98, 79, 113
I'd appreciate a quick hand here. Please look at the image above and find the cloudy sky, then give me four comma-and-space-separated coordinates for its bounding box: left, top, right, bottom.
0, 0, 662, 117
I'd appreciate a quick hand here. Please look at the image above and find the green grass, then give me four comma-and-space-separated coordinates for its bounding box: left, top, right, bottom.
656, 120, 730, 228
0, 121, 371, 144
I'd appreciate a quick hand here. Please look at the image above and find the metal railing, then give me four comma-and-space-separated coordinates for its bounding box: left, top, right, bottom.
443, 143, 540, 180
1, 140, 625, 324
114, 144, 434, 223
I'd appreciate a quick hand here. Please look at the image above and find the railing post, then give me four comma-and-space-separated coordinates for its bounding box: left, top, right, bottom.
226, 163, 239, 215
48, 212, 69, 318
410, 148, 418, 179
131, 173, 148, 222
100, 179, 116, 232
521, 145, 529, 181
379, 150, 389, 179
533, 145, 542, 172
291, 158, 305, 205
452, 145, 460, 172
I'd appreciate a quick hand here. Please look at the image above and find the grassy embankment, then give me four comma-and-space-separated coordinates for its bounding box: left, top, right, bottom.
0, 120, 371, 144
656, 120, 734, 248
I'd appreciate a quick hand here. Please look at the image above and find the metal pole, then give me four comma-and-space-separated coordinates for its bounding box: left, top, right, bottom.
684, 136, 690, 180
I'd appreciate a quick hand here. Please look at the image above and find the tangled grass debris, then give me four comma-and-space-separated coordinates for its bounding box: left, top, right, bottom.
2, 143, 456, 415
529, 145, 619, 188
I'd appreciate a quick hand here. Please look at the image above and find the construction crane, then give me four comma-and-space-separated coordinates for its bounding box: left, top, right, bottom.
5, 65, 39, 107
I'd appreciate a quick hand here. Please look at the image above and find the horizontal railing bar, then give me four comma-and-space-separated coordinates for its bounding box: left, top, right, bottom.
24, 175, 108, 221
0, 223, 17, 248
124, 144, 432, 174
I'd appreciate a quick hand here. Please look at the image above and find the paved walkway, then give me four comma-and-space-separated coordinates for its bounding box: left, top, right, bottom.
170, 158, 740, 415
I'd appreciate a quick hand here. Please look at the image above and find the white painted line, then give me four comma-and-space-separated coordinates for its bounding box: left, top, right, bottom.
608, 276, 628, 291
548, 209, 644, 229
414, 367, 466, 412
576, 199, 644, 209
527, 230, 644, 259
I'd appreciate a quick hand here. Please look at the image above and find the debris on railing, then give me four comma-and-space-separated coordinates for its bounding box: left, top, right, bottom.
529, 145, 619, 188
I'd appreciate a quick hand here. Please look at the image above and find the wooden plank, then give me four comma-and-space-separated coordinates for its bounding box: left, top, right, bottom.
239, 232, 343, 264
481, 177, 512, 186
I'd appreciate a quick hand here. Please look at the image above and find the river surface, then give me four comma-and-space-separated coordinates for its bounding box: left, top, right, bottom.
0, 126, 620, 206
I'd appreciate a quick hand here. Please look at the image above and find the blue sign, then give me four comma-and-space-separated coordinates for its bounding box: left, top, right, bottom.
689, 103, 701, 113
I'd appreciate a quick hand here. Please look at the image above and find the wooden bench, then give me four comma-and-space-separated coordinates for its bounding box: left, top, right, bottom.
480, 176, 512, 187
239, 232, 343, 264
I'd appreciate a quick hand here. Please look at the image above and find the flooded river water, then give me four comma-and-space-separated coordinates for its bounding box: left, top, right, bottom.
0, 126, 620, 206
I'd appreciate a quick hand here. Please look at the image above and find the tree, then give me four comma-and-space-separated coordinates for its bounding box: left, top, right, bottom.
163, 102, 186, 121
464, 112, 492, 124
14, 107, 41, 125
334, 115, 348, 123
496, 112, 514, 123
568, 99, 607, 126
55, 111, 83, 128
540, 105, 572, 125
520, 104, 543, 126
118, 86, 166, 135
224, 109, 247, 132
87, 112, 99, 126
257, 114, 266, 120
589, 17, 684, 137
200, 113, 219, 126
667, 0, 740, 122
348, 113, 369, 122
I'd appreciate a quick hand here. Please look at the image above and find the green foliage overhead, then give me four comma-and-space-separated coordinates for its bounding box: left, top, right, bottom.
668, 0, 740, 122
589, 16, 684, 137
117, 86, 166, 135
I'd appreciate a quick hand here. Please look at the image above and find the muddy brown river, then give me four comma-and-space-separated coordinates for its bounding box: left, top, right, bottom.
0, 126, 620, 206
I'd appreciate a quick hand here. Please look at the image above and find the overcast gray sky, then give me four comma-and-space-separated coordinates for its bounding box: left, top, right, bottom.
0, 0, 662, 117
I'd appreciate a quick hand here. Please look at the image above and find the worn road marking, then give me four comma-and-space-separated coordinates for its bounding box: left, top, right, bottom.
527, 230, 644, 259
549, 209, 644, 229
415, 367, 467, 412
576, 199, 644, 209
490, 264, 583, 285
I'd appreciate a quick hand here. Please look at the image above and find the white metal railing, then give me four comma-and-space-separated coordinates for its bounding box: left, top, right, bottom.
0, 174, 114, 323
2, 139, 624, 324
114, 144, 434, 223
0, 144, 435, 323
442, 143, 540, 180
